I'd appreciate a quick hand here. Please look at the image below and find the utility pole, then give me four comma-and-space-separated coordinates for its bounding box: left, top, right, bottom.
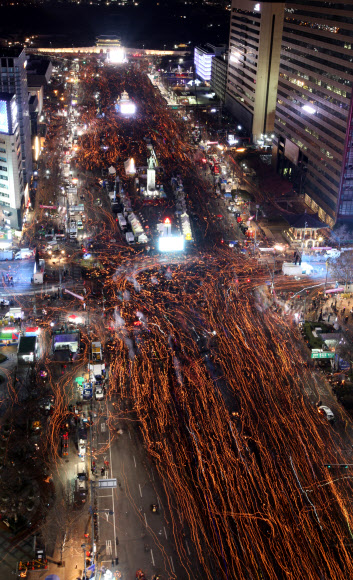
324, 260, 329, 292
253, 204, 259, 256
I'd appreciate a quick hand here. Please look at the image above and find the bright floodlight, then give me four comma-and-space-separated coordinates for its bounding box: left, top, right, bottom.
110, 48, 125, 63
121, 102, 136, 115
302, 104, 316, 114
159, 236, 185, 252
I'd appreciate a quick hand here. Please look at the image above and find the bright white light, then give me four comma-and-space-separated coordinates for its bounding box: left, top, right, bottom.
109, 48, 125, 63
254, 3, 261, 11
302, 104, 316, 114
121, 102, 136, 115
230, 51, 241, 64
237, 125, 242, 130
210, 108, 217, 113
301, 261, 313, 274
159, 236, 185, 252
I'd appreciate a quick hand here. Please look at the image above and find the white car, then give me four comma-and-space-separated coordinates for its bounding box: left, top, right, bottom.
95, 387, 104, 401
318, 405, 335, 423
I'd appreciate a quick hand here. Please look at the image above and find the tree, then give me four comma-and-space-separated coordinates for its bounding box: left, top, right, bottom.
39, 487, 85, 565
331, 224, 353, 248
327, 252, 353, 289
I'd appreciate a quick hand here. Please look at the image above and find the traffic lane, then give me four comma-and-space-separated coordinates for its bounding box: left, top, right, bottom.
101, 409, 187, 579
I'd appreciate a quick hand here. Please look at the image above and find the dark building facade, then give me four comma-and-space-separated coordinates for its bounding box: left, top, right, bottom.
272, 0, 353, 226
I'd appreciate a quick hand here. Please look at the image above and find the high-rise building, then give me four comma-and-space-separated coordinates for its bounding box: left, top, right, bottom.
194, 44, 226, 82
272, 1, 353, 226
225, 0, 284, 140
0, 48, 32, 186
211, 53, 228, 102
0, 92, 26, 229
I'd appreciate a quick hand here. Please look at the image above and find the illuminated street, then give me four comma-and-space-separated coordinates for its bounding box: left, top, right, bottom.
0, 51, 353, 580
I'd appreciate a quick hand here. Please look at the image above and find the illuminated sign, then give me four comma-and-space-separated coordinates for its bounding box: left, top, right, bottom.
120, 102, 136, 115
158, 236, 185, 252
0, 100, 9, 134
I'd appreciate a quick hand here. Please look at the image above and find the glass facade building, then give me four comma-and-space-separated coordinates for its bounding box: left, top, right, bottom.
0, 48, 32, 186
272, 0, 353, 226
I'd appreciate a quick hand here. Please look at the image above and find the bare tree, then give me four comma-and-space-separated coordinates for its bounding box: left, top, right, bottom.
327, 252, 353, 289
331, 224, 352, 248
39, 486, 84, 565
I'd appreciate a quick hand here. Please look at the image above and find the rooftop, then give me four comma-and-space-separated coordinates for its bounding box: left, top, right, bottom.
26, 57, 51, 76
18, 336, 36, 354
0, 46, 24, 58
285, 213, 329, 230
0, 92, 15, 102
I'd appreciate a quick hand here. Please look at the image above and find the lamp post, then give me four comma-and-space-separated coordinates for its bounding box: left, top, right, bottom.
301, 221, 308, 254
81, 543, 87, 579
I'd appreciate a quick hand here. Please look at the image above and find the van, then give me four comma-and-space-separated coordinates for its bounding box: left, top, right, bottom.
75, 477, 88, 502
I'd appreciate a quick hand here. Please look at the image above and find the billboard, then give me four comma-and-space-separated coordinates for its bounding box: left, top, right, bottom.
159, 236, 185, 252
284, 138, 299, 165
0, 100, 8, 134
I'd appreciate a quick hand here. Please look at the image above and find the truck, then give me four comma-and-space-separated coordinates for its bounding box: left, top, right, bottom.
69, 220, 77, 239
0, 251, 12, 261
91, 341, 102, 361
126, 232, 135, 244
82, 383, 93, 400
89, 362, 105, 382
15, 248, 34, 260
33, 259, 45, 284
117, 214, 127, 230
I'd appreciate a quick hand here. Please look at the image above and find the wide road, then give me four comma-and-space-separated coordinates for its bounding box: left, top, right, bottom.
25, 55, 353, 580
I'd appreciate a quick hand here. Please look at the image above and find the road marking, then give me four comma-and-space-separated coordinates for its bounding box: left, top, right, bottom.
151, 548, 155, 566
106, 540, 112, 555
101, 422, 106, 432
138, 483, 142, 497
133, 455, 136, 468
144, 512, 147, 527
170, 556, 175, 574
185, 540, 191, 555
150, 469, 155, 482
163, 526, 168, 540
128, 430, 132, 439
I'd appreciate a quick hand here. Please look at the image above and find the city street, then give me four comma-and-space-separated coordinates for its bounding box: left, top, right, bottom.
1, 52, 353, 580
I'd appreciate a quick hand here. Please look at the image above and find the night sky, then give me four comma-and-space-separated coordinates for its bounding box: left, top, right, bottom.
0, 1, 230, 48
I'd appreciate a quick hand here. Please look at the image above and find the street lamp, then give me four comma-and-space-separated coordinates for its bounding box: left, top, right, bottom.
81, 543, 87, 579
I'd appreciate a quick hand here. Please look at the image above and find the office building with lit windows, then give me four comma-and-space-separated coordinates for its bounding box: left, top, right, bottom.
0, 93, 25, 230
194, 44, 226, 82
0, 47, 32, 186
225, 0, 285, 140
272, 1, 353, 226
